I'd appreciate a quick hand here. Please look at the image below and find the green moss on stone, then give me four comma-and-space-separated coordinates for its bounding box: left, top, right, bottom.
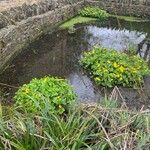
59, 16, 97, 29
111, 15, 149, 22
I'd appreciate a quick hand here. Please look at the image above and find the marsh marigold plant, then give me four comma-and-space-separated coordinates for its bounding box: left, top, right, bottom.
14, 76, 76, 114
79, 7, 109, 20
80, 47, 150, 87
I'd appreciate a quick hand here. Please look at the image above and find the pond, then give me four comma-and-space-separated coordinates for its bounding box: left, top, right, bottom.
0, 17, 150, 109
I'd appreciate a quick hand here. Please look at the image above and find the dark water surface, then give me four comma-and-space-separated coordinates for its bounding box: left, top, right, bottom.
0, 18, 150, 109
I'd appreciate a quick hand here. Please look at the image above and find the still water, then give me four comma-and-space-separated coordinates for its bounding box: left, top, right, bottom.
0, 18, 150, 108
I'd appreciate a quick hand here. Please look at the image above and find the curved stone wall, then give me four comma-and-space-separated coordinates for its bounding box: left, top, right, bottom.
85, 0, 150, 18
0, 0, 84, 72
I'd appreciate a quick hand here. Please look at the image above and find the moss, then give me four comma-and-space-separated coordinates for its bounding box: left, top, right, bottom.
111, 15, 149, 22
60, 13, 149, 31
59, 16, 97, 29
80, 47, 150, 87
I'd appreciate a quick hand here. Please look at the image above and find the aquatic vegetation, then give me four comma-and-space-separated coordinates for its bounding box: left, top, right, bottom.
14, 76, 76, 114
80, 47, 150, 87
79, 7, 109, 20
0, 97, 149, 149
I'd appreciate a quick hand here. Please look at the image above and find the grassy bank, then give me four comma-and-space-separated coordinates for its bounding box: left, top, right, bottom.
0, 97, 150, 150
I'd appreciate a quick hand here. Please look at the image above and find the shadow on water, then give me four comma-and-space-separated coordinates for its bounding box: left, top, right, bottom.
0, 18, 150, 109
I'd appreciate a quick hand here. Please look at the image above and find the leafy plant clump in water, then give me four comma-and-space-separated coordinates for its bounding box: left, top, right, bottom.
14, 76, 76, 114
79, 7, 109, 20
80, 47, 150, 87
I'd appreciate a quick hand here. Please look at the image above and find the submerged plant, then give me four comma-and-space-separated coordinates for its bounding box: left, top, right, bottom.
79, 7, 109, 20
80, 47, 150, 87
14, 76, 76, 114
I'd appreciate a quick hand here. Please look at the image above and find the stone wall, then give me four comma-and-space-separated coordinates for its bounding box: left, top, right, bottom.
85, 0, 150, 18
0, 0, 84, 72
0, 0, 150, 73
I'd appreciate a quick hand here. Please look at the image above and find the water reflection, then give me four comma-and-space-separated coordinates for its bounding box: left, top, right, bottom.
137, 39, 150, 64
85, 26, 147, 51
69, 73, 100, 102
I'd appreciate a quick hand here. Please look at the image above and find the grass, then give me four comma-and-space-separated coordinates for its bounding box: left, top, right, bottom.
0, 96, 150, 150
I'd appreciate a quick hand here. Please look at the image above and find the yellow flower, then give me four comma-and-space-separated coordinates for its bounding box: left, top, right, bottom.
25, 88, 30, 94
95, 77, 100, 81
103, 69, 108, 72
113, 62, 118, 68
119, 77, 123, 80
59, 105, 62, 108
119, 66, 125, 73
114, 74, 120, 78
131, 68, 137, 73
44, 77, 48, 82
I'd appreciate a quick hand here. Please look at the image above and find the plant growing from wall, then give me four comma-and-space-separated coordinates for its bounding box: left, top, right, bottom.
14, 76, 76, 114
80, 47, 150, 87
79, 7, 109, 20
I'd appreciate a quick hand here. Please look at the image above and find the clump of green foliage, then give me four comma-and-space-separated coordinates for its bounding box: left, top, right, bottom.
80, 47, 150, 87
79, 7, 109, 20
14, 76, 76, 114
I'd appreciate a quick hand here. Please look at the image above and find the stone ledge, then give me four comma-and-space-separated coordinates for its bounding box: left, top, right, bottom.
85, 0, 150, 18
0, 0, 80, 30
0, 1, 84, 72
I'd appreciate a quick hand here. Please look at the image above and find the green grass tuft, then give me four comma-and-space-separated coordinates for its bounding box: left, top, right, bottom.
0, 98, 149, 149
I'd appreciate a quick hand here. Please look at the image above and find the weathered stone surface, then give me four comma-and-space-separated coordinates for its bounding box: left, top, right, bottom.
0, 0, 81, 29
85, 0, 150, 18
0, 0, 84, 72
